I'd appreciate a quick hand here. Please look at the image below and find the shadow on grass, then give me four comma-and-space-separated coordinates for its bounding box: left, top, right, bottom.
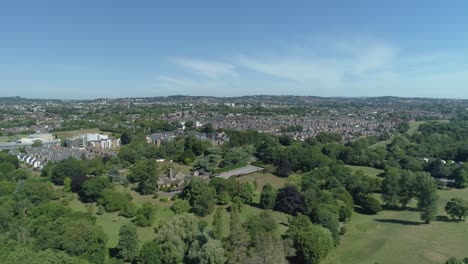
374, 219, 421, 226
435, 215, 465, 223
354, 206, 377, 215
247, 203, 264, 210
382, 205, 420, 212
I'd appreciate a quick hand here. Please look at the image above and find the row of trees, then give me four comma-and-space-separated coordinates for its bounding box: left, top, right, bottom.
381, 169, 439, 223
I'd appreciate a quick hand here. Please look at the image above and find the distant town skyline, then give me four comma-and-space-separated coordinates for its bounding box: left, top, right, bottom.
2, 1, 468, 99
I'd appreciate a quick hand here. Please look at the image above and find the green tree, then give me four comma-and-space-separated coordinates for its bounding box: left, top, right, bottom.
446, 257, 464, 264
398, 170, 417, 208
179, 149, 196, 164
416, 173, 438, 224
155, 213, 201, 264
63, 177, 72, 192
358, 194, 382, 214
81, 176, 112, 202
98, 189, 134, 213
198, 238, 226, 264
32, 140, 43, 147
120, 132, 132, 145
213, 207, 224, 239
171, 199, 190, 214
216, 191, 231, 205
5, 247, 87, 264
286, 214, 333, 264
116, 223, 140, 262
183, 178, 216, 216
247, 232, 291, 264
135, 202, 156, 227
239, 182, 255, 204
445, 198, 468, 221
49, 158, 85, 185
381, 168, 401, 207
453, 166, 468, 188
260, 184, 277, 209
245, 210, 278, 241
128, 160, 159, 195
139, 241, 162, 264
23, 180, 55, 204
224, 203, 250, 263
310, 204, 340, 245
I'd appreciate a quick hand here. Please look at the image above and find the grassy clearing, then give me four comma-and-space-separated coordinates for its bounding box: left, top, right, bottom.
369, 139, 392, 149
322, 188, 468, 264
0, 136, 10, 142
159, 162, 193, 175
201, 204, 290, 238
237, 171, 286, 190
370, 120, 450, 149
66, 190, 172, 249
407, 120, 450, 136
53, 128, 112, 140
345, 165, 384, 178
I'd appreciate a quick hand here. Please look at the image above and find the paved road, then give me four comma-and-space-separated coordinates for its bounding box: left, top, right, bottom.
217, 165, 264, 179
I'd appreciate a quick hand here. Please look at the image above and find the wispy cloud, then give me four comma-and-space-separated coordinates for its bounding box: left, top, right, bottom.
170, 58, 236, 78
157, 75, 230, 96
238, 56, 344, 88
162, 37, 468, 98
236, 39, 397, 90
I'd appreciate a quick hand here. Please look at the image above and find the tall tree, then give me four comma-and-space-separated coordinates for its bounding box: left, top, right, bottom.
260, 184, 277, 209
246, 232, 290, 264
198, 239, 226, 264
445, 198, 468, 221
139, 241, 162, 264
224, 203, 250, 264
416, 173, 438, 224
116, 223, 140, 262
155, 213, 201, 264
381, 168, 401, 207
274, 186, 304, 215
213, 207, 224, 239
286, 214, 333, 264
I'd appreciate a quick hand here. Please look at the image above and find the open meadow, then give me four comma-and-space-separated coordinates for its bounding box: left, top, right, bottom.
237, 171, 287, 190
53, 128, 113, 140
322, 188, 468, 264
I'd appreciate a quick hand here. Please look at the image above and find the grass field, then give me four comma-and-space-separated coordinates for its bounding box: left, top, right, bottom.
370, 120, 450, 149
369, 139, 392, 149
237, 171, 286, 190
66, 189, 174, 249
159, 162, 193, 175
0, 136, 10, 142
201, 203, 290, 239
53, 128, 112, 140
345, 165, 384, 178
322, 188, 468, 264
407, 120, 450, 136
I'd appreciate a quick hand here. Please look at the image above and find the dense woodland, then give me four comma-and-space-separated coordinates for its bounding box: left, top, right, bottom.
1, 113, 468, 263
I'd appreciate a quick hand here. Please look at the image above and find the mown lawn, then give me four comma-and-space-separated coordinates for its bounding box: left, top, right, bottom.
406, 120, 449, 136
66, 191, 173, 249
370, 120, 450, 149
53, 128, 112, 140
369, 139, 392, 149
322, 188, 468, 264
237, 171, 286, 190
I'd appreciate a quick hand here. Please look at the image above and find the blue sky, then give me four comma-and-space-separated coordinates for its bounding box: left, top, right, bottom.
2, 0, 468, 99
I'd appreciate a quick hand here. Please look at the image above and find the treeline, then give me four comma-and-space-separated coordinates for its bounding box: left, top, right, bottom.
0, 151, 108, 263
